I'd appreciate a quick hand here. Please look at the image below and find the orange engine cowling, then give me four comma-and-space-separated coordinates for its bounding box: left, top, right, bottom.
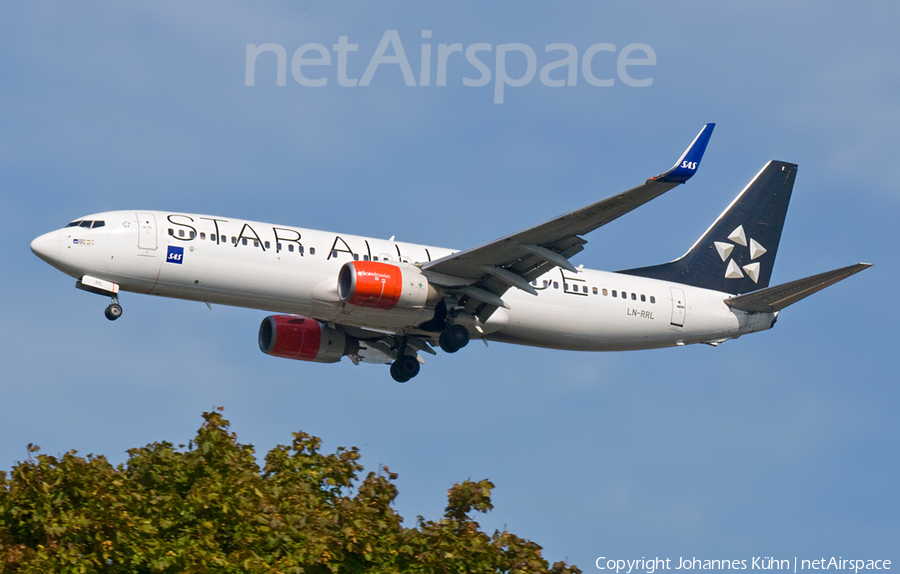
258, 315, 355, 363
338, 261, 441, 310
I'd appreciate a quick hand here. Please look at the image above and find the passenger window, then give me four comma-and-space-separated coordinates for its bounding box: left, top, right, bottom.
553, 281, 559, 289
612, 290, 617, 297
373, 256, 379, 261
178, 229, 185, 238
583, 286, 588, 293
200, 232, 206, 240
210, 234, 216, 242
91, 221, 105, 229
563, 283, 568, 290
241, 238, 247, 245
264, 241, 270, 249
289, 244, 294, 252
641, 294, 646, 302
310, 247, 316, 255
276, 243, 282, 252
363, 255, 370, 261
531, 280, 537, 286
622, 292, 627, 299
602, 288, 608, 296
353, 254, 359, 260
80, 221, 93, 228
631, 293, 636, 300
543, 280, 549, 287
232, 237, 237, 245
254, 240, 259, 247
168, 229, 174, 236
650, 296, 656, 304
593, 287, 598, 295
189, 231, 196, 239
299, 246, 305, 255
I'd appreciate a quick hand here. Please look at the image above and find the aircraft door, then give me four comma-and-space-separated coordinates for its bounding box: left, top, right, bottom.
670, 287, 686, 327
137, 212, 157, 250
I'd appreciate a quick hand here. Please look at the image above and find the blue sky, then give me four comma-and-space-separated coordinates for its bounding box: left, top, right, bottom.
2, 1, 898, 569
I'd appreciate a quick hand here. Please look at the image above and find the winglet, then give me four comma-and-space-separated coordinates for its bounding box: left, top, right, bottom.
654, 123, 715, 184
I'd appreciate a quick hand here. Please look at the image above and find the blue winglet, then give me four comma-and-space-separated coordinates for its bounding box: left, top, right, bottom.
655, 123, 715, 184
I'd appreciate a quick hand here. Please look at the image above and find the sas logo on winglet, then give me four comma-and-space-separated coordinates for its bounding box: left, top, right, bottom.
166, 245, 184, 264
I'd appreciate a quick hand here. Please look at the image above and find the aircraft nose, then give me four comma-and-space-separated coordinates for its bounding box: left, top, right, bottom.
31, 230, 61, 264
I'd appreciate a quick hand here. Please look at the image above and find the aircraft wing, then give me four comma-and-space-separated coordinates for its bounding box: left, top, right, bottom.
421, 123, 715, 313
724, 263, 872, 313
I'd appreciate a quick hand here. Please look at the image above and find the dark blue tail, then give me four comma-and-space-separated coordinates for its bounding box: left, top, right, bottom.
620, 161, 797, 295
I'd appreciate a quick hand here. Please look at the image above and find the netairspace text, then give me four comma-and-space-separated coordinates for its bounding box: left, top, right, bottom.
244, 30, 656, 103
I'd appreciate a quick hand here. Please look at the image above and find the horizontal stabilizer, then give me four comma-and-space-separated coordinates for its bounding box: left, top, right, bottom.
725, 263, 871, 313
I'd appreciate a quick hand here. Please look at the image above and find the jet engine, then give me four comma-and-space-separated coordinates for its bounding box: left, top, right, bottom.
258, 315, 357, 363
338, 261, 442, 310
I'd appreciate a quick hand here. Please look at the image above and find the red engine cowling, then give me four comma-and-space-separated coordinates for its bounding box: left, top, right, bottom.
258, 315, 354, 363
338, 261, 441, 310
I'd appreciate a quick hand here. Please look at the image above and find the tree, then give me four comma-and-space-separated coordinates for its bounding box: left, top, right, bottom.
0, 410, 581, 573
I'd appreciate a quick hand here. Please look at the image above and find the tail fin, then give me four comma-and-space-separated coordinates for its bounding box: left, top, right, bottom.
620, 160, 797, 295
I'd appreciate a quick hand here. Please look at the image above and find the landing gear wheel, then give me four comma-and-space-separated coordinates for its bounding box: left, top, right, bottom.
390, 355, 420, 383
390, 361, 407, 383
104, 303, 123, 321
439, 324, 469, 353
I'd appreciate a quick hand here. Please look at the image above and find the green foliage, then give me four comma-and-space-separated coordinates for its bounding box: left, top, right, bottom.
0, 411, 580, 573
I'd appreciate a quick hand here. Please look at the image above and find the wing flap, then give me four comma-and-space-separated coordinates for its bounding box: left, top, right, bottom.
724, 263, 872, 313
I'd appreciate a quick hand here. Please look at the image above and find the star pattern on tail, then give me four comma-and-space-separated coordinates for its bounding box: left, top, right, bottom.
713, 225, 767, 283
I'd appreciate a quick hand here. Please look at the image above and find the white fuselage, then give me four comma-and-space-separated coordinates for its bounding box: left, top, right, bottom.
32, 210, 776, 351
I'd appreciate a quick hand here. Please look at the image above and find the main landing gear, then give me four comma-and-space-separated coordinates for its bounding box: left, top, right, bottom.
388, 325, 470, 383
439, 324, 469, 353
390, 354, 420, 383
104, 297, 123, 321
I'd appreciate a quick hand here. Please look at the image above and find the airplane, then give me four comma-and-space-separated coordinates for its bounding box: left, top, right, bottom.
30, 124, 871, 382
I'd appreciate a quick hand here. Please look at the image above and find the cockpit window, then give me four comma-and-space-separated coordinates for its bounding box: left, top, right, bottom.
66, 220, 105, 229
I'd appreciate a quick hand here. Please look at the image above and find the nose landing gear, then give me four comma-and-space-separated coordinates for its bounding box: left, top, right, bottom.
75, 277, 123, 321
104, 297, 123, 321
